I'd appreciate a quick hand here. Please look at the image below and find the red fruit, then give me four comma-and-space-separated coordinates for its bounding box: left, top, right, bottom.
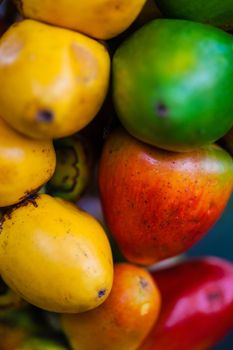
99, 129, 233, 265
139, 257, 233, 350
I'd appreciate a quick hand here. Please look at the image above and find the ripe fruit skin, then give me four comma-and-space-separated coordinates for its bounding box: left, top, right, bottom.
0, 20, 110, 139
99, 129, 233, 265
156, 0, 233, 31
139, 257, 233, 350
0, 117, 56, 207
113, 19, 233, 152
15, 0, 147, 40
47, 135, 93, 202
0, 194, 113, 313
62, 263, 161, 350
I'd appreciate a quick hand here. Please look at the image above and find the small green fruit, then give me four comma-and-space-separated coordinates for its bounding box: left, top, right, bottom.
47, 135, 93, 202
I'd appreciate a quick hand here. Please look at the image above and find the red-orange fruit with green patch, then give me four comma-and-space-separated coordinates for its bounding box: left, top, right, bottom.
99, 129, 233, 265
62, 263, 161, 350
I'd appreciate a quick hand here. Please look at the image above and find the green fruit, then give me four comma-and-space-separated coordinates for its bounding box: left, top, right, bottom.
156, 0, 233, 31
47, 135, 93, 202
113, 19, 233, 152
19, 337, 67, 350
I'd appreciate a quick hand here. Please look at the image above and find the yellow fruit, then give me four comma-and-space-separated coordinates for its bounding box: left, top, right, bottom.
0, 117, 55, 207
15, 0, 147, 40
0, 20, 110, 139
0, 194, 113, 313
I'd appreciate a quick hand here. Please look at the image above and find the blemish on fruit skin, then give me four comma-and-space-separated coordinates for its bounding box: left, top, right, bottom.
207, 291, 222, 301
98, 289, 107, 298
0, 211, 7, 233
206, 289, 225, 311
0, 194, 39, 233
155, 102, 169, 118
36, 109, 54, 123
139, 277, 148, 289
19, 186, 42, 202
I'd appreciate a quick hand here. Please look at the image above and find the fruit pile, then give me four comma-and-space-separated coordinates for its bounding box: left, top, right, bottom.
0, 0, 233, 349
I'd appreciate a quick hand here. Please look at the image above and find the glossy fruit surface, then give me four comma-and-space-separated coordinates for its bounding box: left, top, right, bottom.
139, 257, 233, 350
156, 0, 233, 31
113, 19, 233, 151
0, 117, 56, 207
0, 20, 110, 139
0, 194, 113, 313
62, 263, 161, 350
99, 129, 233, 265
47, 135, 93, 202
15, 0, 147, 40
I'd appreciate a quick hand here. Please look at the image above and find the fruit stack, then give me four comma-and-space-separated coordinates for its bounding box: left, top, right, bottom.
0, 0, 232, 349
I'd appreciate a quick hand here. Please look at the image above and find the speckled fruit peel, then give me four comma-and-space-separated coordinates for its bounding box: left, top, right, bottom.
99, 129, 233, 265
